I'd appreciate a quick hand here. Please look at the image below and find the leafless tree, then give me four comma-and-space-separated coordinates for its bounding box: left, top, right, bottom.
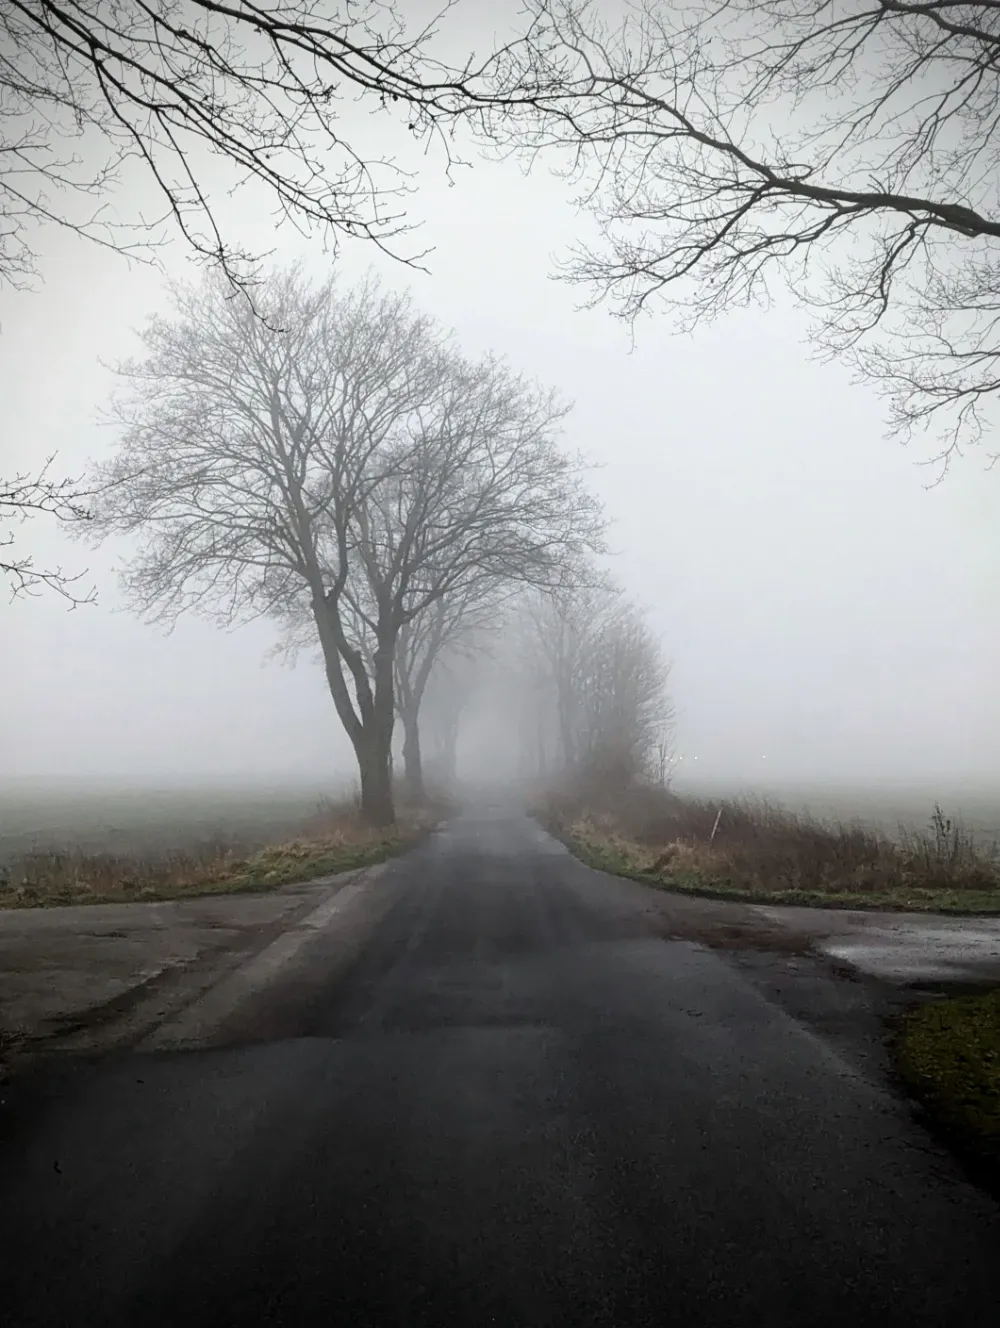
1, 1, 550, 605
0, 0, 554, 293
392, 585, 506, 799
419, 633, 492, 789
278, 579, 506, 799
1, 459, 97, 603
482, 0, 1000, 473
84, 265, 604, 824
510, 579, 673, 789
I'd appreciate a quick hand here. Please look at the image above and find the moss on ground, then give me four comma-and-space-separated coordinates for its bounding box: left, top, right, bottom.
893, 989, 1000, 1184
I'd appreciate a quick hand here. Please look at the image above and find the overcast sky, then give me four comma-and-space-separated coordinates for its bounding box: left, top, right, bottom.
2, 1, 998, 790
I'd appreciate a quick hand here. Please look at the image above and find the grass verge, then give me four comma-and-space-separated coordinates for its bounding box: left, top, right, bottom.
0, 796, 437, 909
543, 785, 1000, 913
892, 989, 1000, 1191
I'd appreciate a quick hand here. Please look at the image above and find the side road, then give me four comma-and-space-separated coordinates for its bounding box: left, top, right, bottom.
756, 903, 1000, 986
562, 854, 1000, 987
0, 861, 400, 1069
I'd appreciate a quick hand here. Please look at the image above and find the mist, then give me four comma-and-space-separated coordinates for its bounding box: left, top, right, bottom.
4, 11, 1000, 1316
2, 0, 997, 811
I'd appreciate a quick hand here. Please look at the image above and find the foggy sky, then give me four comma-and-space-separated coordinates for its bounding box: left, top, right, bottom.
2, 0, 998, 789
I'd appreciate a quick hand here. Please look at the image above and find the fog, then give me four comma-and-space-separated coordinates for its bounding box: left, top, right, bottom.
2, 2, 998, 799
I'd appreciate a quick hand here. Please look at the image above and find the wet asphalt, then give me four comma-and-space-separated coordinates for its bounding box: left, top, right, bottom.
1, 807, 998, 1326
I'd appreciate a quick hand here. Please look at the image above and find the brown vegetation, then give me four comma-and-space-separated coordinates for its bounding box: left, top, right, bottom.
0, 795, 438, 909
543, 783, 1000, 913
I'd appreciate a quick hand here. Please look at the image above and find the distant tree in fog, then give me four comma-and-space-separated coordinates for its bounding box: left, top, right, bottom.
391, 587, 506, 800
419, 648, 479, 790
84, 266, 604, 824
511, 580, 673, 788
278, 579, 505, 800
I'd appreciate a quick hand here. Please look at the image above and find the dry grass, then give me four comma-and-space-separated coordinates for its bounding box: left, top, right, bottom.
544, 784, 1000, 912
0, 795, 436, 909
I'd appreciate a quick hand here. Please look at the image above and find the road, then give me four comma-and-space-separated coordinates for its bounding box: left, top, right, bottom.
1, 807, 998, 1326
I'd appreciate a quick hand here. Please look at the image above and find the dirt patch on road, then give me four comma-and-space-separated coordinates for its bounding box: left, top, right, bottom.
622, 884, 819, 958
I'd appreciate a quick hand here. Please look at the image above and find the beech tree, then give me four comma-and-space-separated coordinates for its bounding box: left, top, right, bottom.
85, 266, 604, 824
482, 0, 1000, 470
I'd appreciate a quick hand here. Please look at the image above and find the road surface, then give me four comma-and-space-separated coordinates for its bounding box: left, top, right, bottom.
2, 807, 998, 1326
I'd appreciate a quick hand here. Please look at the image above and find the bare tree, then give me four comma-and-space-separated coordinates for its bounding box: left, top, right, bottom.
392, 584, 505, 800
301, 339, 602, 818
483, 0, 1000, 472
509, 579, 673, 789
2, 1, 549, 605
1, 459, 97, 603
279, 579, 504, 800
85, 265, 604, 824
419, 634, 490, 788
0, 0, 555, 292
578, 596, 672, 788
84, 267, 448, 822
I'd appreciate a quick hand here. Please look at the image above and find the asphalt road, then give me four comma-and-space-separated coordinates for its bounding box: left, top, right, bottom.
2, 807, 998, 1327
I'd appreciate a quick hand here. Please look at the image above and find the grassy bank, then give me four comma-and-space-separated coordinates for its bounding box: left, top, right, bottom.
543, 784, 1000, 913
893, 990, 1000, 1189
0, 796, 439, 909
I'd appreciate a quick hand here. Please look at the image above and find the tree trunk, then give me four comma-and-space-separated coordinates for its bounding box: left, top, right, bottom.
401, 712, 425, 803
357, 731, 395, 827
440, 716, 459, 787
354, 644, 396, 827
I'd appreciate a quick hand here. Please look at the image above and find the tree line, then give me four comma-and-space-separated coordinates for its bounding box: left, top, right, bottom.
82, 266, 671, 822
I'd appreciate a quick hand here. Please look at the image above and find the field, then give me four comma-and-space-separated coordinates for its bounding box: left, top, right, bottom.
670, 777, 1000, 846
0, 778, 438, 908
0, 779, 341, 865
2, 777, 998, 867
